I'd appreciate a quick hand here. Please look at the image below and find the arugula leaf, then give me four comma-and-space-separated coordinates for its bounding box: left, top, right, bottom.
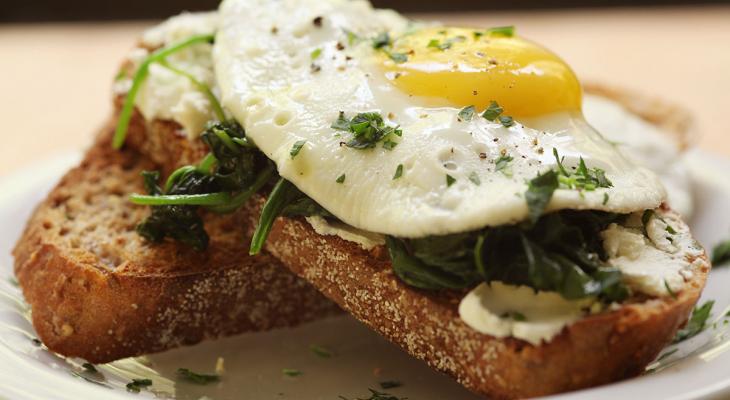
674, 300, 714, 343
711, 240, 730, 266
177, 368, 219, 384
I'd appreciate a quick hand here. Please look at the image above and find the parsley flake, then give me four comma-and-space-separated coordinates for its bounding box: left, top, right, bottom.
290, 140, 306, 158
487, 26, 515, 37
495, 155, 513, 176
336, 174, 346, 184
498, 115, 515, 128
177, 368, 220, 385
446, 174, 456, 187
393, 164, 404, 180
481, 101, 504, 121
712, 240, 730, 267
468, 171, 481, 185
379, 381, 403, 389
126, 378, 152, 393
458, 105, 476, 122
372, 32, 392, 49
525, 170, 559, 223
331, 112, 401, 150
283, 368, 302, 377
387, 51, 408, 63
309, 344, 333, 358
310, 48, 322, 60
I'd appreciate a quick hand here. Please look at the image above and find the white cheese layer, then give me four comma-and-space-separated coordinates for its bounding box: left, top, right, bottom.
601, 209, 703, 296
215, 0, 666, 238
122, 12, 220, 138
458, 282, 594, 345
305, 216, 384, 250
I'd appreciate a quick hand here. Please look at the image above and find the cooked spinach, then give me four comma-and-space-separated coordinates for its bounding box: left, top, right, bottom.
386, 210, 628, 301
249, 178, 333, 255
134, 121, 274, 250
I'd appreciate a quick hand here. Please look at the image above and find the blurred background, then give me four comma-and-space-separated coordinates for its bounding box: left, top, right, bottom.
0, 1, 729, 175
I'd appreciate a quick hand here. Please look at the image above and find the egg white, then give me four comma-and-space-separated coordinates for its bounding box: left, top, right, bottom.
214, 0, 667, 238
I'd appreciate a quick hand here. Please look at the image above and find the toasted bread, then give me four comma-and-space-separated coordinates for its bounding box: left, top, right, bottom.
113, 83, 709, 398
12, 122, 340, 363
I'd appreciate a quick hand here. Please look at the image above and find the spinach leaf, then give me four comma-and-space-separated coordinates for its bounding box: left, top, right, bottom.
386, 210, 628, 301
249, 179, 332, 255
711, 240, 730, 267
525, 170, 559, 224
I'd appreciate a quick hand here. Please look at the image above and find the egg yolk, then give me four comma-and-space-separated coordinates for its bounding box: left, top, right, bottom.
382, 27, 582, 118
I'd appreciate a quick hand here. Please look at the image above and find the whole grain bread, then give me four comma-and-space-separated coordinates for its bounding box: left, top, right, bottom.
12, 122, 340, 363
116, 83, 709, 398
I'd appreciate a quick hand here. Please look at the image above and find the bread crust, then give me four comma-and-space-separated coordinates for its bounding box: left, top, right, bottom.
12, 123, 340, 363
261, 207, 708, 399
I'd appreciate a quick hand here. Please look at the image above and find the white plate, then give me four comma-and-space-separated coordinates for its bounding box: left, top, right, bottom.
1, 150, 730, 400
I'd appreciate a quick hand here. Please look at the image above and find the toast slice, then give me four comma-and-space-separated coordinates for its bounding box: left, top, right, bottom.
114, 85, 709, 398
12, 123, 340, 363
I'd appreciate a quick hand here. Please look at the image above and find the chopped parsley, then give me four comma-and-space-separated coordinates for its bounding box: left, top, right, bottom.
468, 171, 481, 185
553, 148, 613, 192
481, 101, 504, 121
331, 112, 401, 150
309, 344, 333, 358
427, 35, 466, 50
393, 164, 404, 180
711, 239, 730, 267
494, 155, 513, 176
282, 368, 302, 377
126, 378, 152, 393
290, 140, 306, 158
386, 51, 408, 63
177, 368, 220, 385
487, 26, 515, 37
603, 192, 609, 205
372, 32, 392, 49
336, 174, 346, 184
525, 150, 612, 223
664, 279, 678, 299
457, 105, 476, 122
310, 48, 322, 60
344, 29, 360, 46
498, 115, 515, 128
674, 300, 714, 343
446, 174, 456, 187
379, 381, 403, 389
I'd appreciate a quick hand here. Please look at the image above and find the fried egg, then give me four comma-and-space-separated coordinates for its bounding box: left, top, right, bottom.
214, 0, 666, 237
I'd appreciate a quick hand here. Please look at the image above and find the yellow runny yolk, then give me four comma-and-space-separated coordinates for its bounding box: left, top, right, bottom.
381, 27, 582, 118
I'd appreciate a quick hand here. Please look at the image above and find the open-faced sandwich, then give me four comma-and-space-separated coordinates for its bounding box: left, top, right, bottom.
13, 0, 710, 398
